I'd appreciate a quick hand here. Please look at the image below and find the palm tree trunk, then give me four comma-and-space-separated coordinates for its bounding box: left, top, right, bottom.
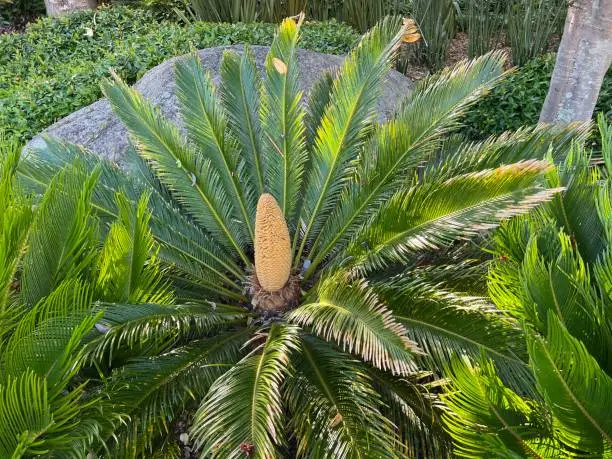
44, 0, 97, 17
539, 0, 612, 123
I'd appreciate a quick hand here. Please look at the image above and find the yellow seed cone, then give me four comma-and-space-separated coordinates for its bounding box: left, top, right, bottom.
254, 193, 292, 292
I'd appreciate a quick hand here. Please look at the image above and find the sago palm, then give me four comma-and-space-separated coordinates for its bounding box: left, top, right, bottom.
18, 15, 587, 458
0, 138, 161, 458
441, 116, 612, 458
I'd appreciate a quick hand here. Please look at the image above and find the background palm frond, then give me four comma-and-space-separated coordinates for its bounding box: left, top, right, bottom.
528, 313, 612, 454
96, 192, 172, 304
21, 162, 99, 307
442, 356, 558, 459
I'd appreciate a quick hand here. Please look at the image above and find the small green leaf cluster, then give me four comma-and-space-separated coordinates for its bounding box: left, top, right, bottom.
0, 6, 359, 142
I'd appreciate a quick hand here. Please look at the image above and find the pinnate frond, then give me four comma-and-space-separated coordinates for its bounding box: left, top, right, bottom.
84, 302, 248, 364
191, 324, 300, 458
296, 16, 405, 261
374, 276, 536, 396
20, 138, 245, 294
347, 160, 559, 274
0, 139, 32, 312
442, 356, 558, 458
0, 370, 97, 459
287, 274, 419, 376
102, 75, 250, 264
21, 162, 99, 307
175, 53, 255, 241
528, 314, 612, 454
286, 336, 398, 458
220, 48, 265, 195
102, 329, 250, 457
96, 192, 173, 304
260, 15, 308, 223
2, 279, 101, 388
306, 52, 511, 274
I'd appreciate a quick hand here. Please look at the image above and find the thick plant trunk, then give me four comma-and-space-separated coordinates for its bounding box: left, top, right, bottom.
44, 0, 97, 17
539, 0, 612, 123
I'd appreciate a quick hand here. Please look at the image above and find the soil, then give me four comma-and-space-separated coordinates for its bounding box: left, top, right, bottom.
401, 30, 563, 82
0, 24, 16, 35
400, 32, 473, 82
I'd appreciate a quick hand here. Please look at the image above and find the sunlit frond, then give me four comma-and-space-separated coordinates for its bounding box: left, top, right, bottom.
528, 314, 612, 454
96, 192, 173, 304
374, 276, 536, 396
347, 160, 558, 274
305, 52, 510, 276
442, 356, 558, 458
296, 16, 405, 262
288, 274, 419, 375
261, 15, 308, 224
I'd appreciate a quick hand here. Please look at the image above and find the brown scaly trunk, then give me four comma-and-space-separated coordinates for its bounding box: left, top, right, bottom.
539, 0, 612, 123
44, 0, 97, 17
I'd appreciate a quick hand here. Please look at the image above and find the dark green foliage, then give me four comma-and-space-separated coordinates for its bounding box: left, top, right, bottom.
0, 6, 359, 142
461, 54, 612, 140
505, 0, 566, 66
412, 0, 456, 71
0, 0, 45, 27
186, 0, 410, 31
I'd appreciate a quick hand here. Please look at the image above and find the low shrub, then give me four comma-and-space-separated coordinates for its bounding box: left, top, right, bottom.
461, 53, 612, 140
0, 6, 359, 141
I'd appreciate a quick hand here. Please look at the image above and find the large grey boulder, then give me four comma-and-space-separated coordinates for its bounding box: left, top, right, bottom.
25, 45, 413, 164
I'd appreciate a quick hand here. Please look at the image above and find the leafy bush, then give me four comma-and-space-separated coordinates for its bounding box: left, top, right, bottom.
0, 6, 359, 141
461, 53, 612, 140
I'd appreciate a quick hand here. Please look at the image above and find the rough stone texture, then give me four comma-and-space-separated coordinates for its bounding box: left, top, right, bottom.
25, 45, 413, 164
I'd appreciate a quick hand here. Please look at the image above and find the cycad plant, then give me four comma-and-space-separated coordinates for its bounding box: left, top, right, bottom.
16, 15, 588, 458
442, 116, 612, 457
0, 137, 168, 457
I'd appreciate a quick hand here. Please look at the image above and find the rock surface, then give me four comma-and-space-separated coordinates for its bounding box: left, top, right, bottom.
25, 45, 413, 163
